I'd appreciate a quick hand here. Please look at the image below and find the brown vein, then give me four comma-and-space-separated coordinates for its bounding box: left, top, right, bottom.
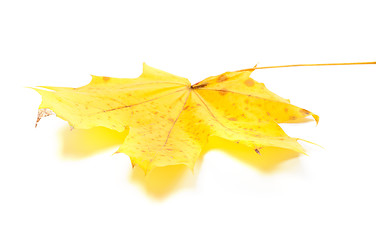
193, 89, 301, 140
94, 88, 187, 114
192, 90, 239, 134
90, 78, 188, 88
111, 81, 188, 89
75, 85, 182, 110
148, 89, 191, 164
196, 88, 289, 104
162, 89, 191, 146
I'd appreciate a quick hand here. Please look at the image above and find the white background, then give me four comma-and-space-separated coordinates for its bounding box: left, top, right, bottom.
1, 0, 376, 239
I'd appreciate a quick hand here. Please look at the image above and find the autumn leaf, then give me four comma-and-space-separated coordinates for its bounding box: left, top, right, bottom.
32, 63, 328, 173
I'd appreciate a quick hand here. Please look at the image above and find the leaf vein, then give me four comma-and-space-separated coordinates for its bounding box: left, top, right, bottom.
93, 88, 187, 114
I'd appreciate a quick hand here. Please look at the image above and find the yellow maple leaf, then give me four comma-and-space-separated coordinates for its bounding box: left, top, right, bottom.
32, 62, 375, 173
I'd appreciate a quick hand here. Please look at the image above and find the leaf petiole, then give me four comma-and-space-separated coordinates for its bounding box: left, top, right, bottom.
237, 61, 376, 72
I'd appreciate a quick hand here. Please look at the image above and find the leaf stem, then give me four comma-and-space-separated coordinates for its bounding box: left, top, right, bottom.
236, 61, 376, 72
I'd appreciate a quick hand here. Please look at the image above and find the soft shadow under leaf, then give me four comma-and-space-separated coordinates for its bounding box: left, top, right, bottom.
57, 126, 300, 199
130, 136, 300, 199
60, 126, 128, 159
130, 164, 199, 200
202, 136, 300, 172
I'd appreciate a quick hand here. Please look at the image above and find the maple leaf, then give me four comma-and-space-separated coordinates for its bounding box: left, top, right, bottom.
32, 62, 373, 173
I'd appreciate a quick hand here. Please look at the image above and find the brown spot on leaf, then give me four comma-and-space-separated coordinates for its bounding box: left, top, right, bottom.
103, 76, 110, 82
168, 118, 174, 122
217, 74, 228, 83
193, 83, 208, 88
219, 89, 228, 95
228, 117, 237, 121
300, 109, 310, 115
244, 78, 255, 87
